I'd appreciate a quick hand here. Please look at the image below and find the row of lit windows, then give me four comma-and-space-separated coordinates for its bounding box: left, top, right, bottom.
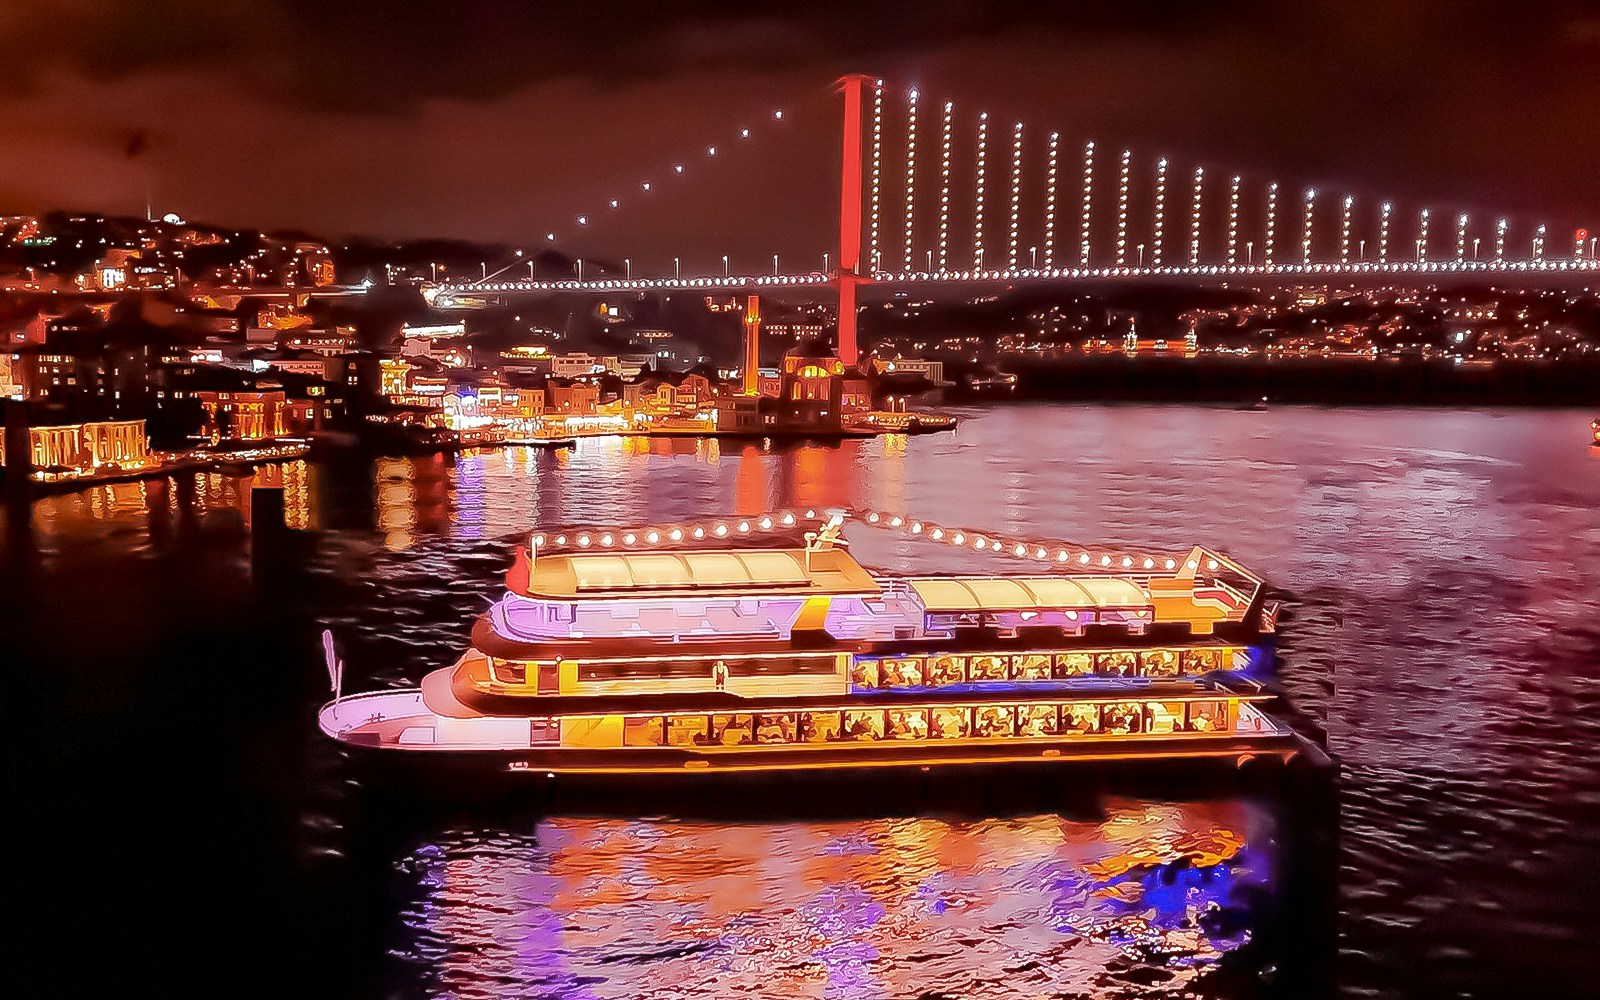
620, 698, 1234, 748
852, 647, 1245, 689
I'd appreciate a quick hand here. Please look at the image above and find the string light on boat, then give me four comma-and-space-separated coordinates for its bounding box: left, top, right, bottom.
1418, 208, 1431, 264
1115, 149, 1132, 266
1301, 188, 1316, 266
714, 523, 729, 537
1189, 167, 1204, 267
1151, 157, 1168, 268
1533, 224, 1545, 262
669, 528, 683, 541
1080, 141, 1095, 268
903, 87, 919, 272
1226, 175, 1242, 266
1340, 195, 1354, 266
1379, 202, 1392, 263
1264, 182, 1278, 269
1043, 132, 1059, 268
1495, 218, 1507, 263
938, 101, 953, 271
1456, 213, 1469, 263
1009, 122, 1024, 270
974, 113, 989, 270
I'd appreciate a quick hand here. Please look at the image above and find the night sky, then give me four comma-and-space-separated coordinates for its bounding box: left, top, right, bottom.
1, 1, 1595, 272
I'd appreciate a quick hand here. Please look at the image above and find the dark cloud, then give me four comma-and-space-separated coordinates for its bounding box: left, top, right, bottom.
0, 1, 1594, 259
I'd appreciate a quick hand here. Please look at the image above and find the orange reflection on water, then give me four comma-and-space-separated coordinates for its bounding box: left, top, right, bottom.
399, 798, 1265, 999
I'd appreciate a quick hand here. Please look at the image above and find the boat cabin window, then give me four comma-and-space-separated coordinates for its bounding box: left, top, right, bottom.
927, 655, 965, 685
755, 713, 797, 744
624, 716, 666, 746
973, 705, 1012, 737
881, 658, 925, 687
711, 714, 754, 745
886, 709, 929, 740
1101, 702, 1144, 734
666, 715, 709, 747
800, 711, 843, 742
1062, 703, 1101, 734
1146, 702, 1187, 734
1097, 652, 1138, 677
1018, 704, 1060, 737
1142, 650, 1179, 678
1182, 649, 1224, 674
929, 707, 969, 738
1187, 700, 1228, 732
490, 659, 527, 684
1055, 652, 1094, 678
1013, 654, 1052, 680
970, 655, 1007, 681
843, 710, 885, 740
851, 659, 881, 689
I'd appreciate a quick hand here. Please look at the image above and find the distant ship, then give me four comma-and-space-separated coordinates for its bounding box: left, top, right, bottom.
320, 509, 1317, 780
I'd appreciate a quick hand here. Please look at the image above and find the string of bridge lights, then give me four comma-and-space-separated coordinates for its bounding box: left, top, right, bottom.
475, 104, 792, 284
446, 78, 1595, 294
526, 507, 1218, 576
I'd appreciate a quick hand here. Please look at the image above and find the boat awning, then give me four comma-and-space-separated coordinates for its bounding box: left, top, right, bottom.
520, 546, 881, 600
907, 576, 1150, 613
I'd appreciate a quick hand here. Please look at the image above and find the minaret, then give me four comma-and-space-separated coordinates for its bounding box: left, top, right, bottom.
742, 294, 761, 396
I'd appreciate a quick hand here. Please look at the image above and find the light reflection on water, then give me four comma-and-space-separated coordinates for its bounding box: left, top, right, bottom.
394, 802, 1267, 1000
16, 404, 1599, 998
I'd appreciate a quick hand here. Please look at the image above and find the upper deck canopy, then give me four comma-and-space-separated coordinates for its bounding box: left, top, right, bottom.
907, 576, 1149, 613
519, 546, 882, 600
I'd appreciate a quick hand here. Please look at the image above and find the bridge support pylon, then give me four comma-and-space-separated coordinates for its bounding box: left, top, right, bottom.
834, 73, 872, 366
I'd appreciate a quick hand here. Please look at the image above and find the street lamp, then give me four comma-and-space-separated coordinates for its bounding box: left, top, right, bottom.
1029, 246, 1037, 269
1359, 239, 1366, 261
1137, 244, 1145, 268
625, 257, 632, 280
722, 254, 730, 277
527, 260, 535, 281
926, 250, 934, 273
576, 258, 584, 282
822, 252, 830, 274
674, 256, 680, 280
773, 253, 780, 277
1472, 238, 1480, 261
1245, 241, 1253, 266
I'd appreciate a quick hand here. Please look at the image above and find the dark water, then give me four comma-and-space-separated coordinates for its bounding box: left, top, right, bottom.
11, 405, 1599, 998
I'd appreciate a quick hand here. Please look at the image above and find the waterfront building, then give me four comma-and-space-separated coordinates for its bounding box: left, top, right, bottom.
0, 418, 149, 472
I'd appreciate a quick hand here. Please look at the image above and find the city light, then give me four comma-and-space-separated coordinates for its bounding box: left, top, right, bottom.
974, 113, 989, 270
1189, 167, 1204, 267
938, 101, 953, 272
1495, 218, 1507, 263
1418, 208, 1431, 264
1456, 212, 1469, 264
903, 87, 919, 272
1009, 122, 1025, 270
1080, 141, 1095, 268
1152, 157, 1168, 268
1043, 132, 1059, 269
1115, 149, 1132, 267
1226, 175, 1242, 266
1534, 223, 1545, 262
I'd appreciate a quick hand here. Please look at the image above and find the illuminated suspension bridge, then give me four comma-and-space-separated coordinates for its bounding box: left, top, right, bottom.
437, 75, 1597, 313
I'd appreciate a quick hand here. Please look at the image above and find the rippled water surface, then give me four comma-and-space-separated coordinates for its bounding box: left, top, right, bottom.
14, 405, 1600, 998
